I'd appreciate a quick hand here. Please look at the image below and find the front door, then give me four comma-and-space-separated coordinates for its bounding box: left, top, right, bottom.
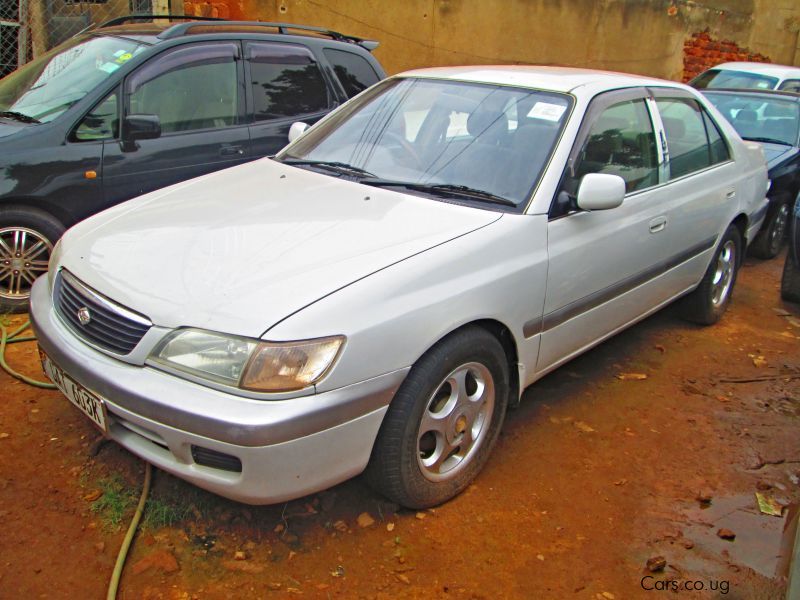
101, 42, 251, 206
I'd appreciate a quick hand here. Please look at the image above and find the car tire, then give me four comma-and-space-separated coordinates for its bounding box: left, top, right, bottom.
681, 225, 741, 326
365, 326, 510, 509
750, 201, 790, 260
0, 206, 64, 313
781, 248, 800, 303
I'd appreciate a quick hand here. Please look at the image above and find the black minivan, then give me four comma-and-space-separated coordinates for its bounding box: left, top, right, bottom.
0, 16, 385, 311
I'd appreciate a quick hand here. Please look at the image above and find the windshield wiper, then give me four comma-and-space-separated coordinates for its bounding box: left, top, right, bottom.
743, 136, 792, 146
281, 158, 376, 178
0, 111, 40, 124
360, 179, 518, 207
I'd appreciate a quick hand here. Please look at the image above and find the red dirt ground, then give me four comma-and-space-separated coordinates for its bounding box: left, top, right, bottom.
1, 252, 798, 599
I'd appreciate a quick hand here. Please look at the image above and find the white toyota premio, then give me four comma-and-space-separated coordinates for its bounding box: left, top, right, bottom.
31, 67, 769, 508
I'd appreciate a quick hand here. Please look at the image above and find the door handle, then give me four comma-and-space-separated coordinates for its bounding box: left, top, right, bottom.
220, 145, 245, 157
725, 189, 736, 199
649, 216, 668, 233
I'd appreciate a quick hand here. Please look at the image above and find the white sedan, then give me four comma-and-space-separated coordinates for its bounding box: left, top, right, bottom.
31, 66, 768, 508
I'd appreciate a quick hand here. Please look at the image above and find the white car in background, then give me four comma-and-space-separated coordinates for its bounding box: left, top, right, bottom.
31, 66, 769, 509
690, 61, 800, 93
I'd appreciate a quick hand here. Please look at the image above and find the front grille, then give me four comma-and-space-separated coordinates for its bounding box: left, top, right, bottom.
191, 446, 243, 472
54, 270, 151, 355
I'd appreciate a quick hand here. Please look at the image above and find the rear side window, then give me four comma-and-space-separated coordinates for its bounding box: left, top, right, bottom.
573, 99, 659, 193
702, 111, 730, 164
323, 49, 380, 98
656, 98, 726, 179
247, 42, 330, 121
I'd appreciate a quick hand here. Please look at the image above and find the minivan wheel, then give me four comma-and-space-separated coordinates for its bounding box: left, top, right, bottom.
0, 208, 65, 313
681, 225, 741, 325
750, 201, 790, 259
365, 327, 509, 509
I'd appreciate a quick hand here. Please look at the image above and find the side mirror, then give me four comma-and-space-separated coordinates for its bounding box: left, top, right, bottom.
123, 114, 161, 142
576, 173, 626, 211
288, 121, 309, 143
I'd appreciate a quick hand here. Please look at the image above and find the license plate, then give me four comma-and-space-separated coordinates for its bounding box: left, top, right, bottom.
40, 350, 108, 433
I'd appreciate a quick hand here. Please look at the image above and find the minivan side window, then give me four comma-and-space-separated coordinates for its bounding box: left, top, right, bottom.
655, 98, 726, 179
127, 43, 240, 134
323, 49, 381, 98
73, 91, 118, 141
573, 99, 659, 193
247, 43, 330, 121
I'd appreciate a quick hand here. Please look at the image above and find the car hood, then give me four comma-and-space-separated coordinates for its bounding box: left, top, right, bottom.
0, 119, 30, 138
759, 142, 796, 169
60, 158, 502, 338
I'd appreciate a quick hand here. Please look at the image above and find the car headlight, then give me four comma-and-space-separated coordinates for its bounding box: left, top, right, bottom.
151, 329, 344, 393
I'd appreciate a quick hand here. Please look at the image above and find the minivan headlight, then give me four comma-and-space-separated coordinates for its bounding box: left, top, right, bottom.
151, 329, 344, 393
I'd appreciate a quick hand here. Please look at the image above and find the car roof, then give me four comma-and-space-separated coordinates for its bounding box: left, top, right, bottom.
711, 62, 800, 79
398, 65, 687, 95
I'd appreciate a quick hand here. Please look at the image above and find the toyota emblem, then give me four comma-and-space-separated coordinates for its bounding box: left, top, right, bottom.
77, 307, 92, 326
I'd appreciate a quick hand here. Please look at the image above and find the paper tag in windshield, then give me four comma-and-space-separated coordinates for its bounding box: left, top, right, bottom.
527, 102, 567, 122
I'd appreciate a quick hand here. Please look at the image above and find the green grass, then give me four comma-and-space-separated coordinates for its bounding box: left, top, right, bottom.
90, 475, 136, 529
143, 497, 193, 530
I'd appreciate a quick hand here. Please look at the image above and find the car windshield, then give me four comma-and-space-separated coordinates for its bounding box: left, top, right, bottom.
0, 34, 148, 123
691, 69, 779, 91
704, 92, 800, 146
278, 77, 572, 209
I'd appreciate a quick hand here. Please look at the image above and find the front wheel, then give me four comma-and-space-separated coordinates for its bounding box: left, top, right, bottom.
0, 207, 65, 313
365, 327, 510, 509
750, 201, 790, 259
681, 225, 741, 325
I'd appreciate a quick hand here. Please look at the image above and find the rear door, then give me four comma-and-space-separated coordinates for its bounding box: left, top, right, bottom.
101, 41, 251, 206
244, 41, 334, 157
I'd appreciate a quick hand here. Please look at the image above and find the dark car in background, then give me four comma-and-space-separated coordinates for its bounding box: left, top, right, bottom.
702, 89, 800, 259
0, 15, 385, 311
782, 196, 800, 303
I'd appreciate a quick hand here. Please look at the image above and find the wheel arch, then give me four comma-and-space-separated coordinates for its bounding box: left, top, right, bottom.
0, 197, 74, 231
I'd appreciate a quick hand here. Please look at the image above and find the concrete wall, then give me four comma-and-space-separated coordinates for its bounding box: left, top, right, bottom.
189, 0, 800, 79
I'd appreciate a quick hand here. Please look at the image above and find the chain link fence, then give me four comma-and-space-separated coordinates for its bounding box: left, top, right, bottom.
1, 0, 180, 78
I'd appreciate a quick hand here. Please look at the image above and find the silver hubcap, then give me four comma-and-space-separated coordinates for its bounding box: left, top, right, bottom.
0, 227, 52, 301
711, 240, 736, 307
770, 204, 790, 253
417, 362, 495, 482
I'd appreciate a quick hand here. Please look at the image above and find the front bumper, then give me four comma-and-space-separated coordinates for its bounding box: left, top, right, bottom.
30, 277, 408, 504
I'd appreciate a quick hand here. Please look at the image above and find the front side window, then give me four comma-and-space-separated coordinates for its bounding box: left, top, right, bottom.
0, 34, 147, 123
572, 99, 659, 193
656, 98, 717, 179
323, 48, 381, 98
279, 78, 572, 209
127, 43, 239, 133
247, 42, 329, 121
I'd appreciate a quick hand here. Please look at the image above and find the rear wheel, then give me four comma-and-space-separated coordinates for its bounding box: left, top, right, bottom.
781, 248, 800, 303
365, 327, 509, 509
681, 225, 740, 325
750, 201, 790, 259
0, 207, 64, 313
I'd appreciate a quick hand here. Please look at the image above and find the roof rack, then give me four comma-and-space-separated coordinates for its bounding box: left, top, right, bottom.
97, 14, 226, 29
158, 20, 380, 51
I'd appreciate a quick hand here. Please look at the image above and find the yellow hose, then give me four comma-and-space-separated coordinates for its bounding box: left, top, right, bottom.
107, 462, 152, 600
0, 320, 56, 388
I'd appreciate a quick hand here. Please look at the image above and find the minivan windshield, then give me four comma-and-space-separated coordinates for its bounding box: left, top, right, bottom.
691, 69, 779, 91
278, 77, 572, 209
0, 34, 148, 123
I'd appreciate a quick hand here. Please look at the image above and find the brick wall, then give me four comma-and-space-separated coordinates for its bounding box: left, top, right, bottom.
682, 31, 771, 82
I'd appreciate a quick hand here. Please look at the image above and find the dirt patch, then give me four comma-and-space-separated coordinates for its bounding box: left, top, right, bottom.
1, 253, 798, 598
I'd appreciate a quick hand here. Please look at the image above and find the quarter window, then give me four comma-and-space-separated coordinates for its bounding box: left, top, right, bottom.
73, 91, 118, 141
247, 43, 329, 121
323, 49, 380, 98
656, 98, 724, 179
573, 99, 659, 193
127, 43, 240, 134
